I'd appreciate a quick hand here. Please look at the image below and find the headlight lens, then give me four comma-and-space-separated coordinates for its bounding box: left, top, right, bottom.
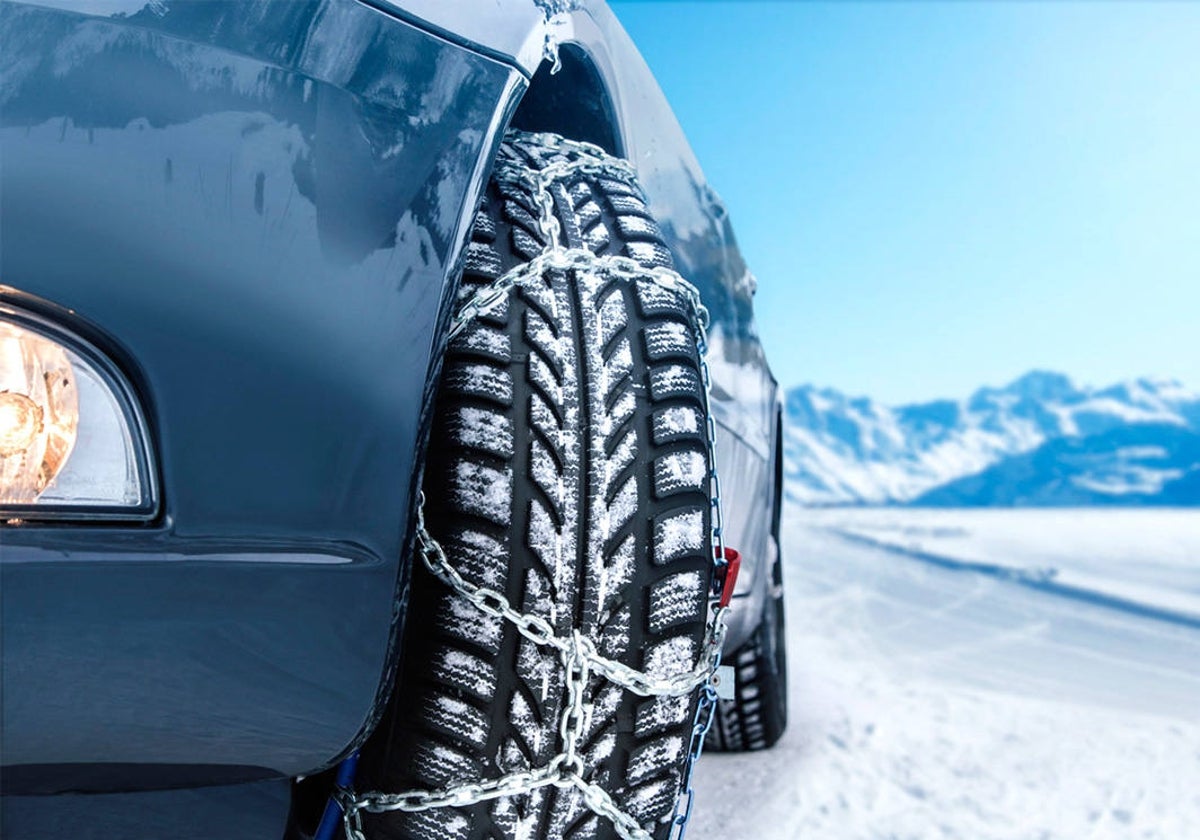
0, 309, 155, 518
0, 323, 79, 502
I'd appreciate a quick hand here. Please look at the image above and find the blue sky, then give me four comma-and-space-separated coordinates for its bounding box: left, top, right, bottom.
611, 1, 1200, 404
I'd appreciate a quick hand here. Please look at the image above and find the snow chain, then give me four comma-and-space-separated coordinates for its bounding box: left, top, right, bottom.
337, 133, 729, 840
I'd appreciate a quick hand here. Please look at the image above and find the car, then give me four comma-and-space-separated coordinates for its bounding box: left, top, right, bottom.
0, 1, 787, 838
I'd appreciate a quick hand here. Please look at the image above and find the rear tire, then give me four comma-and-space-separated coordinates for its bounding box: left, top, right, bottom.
358, 132, 715, 840
705, 542, 787, 752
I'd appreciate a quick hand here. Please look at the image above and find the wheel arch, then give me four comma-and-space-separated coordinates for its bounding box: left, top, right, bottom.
509, 43, 624, 157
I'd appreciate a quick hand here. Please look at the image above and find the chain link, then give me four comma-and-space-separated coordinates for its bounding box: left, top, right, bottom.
339, 132, 727, 840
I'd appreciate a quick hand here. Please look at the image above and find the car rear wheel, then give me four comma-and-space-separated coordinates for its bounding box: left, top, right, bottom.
705, 536, 787, 752
356, 131, 717, 840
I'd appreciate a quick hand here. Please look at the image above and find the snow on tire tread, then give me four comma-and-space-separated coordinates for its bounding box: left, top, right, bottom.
359, 132, 713, 840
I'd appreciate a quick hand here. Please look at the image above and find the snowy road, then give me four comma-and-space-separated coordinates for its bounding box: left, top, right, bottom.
688, 510, 1200, 839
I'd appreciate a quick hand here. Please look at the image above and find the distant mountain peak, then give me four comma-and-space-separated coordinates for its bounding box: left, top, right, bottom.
967, 370, 1080, 407
1001, 370, 1078, 401
784, 371, 1198, 506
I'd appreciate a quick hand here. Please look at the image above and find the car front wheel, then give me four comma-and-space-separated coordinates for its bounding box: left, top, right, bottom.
356, 131, 719, 840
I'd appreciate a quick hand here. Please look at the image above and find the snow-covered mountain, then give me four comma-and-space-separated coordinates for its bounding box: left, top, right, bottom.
784, 371, 1200, 506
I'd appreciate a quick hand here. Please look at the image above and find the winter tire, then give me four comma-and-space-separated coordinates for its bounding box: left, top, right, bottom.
358, 131, 715, 840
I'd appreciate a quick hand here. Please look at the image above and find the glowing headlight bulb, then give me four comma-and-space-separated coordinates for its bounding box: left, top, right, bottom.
0, 322, 79, 503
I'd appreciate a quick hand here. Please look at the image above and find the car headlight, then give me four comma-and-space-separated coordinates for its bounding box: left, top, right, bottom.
1, 305, 156, 520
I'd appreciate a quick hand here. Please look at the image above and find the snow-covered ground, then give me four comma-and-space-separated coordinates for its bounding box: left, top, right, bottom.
689, 507, 1200, 839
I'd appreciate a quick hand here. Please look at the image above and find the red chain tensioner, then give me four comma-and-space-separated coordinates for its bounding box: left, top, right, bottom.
714, 547, 741, 608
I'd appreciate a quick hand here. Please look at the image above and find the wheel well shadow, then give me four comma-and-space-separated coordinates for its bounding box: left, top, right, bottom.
510, 44, 623, 157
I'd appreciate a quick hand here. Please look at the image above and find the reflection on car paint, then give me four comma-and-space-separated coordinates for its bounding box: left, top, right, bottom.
0, 0, 523, 784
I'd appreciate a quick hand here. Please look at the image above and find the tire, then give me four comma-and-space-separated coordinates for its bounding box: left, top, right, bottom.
704, 539, 787, 753
357, 131, 715, 840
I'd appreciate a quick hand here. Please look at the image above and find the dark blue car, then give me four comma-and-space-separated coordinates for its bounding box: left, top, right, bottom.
0, 2, 786, 838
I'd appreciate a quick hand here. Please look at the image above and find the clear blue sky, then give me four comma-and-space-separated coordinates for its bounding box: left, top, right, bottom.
611, 1, 1200, 404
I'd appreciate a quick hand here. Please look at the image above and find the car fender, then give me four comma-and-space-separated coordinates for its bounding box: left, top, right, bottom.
377, 0, 782, 649
0, 0, 527, 790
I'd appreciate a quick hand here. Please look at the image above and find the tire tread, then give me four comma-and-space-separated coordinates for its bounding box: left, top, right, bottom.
360, 132, 714, 840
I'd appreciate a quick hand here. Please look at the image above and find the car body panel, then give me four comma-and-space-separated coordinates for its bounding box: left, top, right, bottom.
0, 0, 780, 826
1, 0, 522, 787
3, 778, 291, 840
365, 0, 548, 74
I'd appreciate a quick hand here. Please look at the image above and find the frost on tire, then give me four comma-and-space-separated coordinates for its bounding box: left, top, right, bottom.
357, 132, 716, 840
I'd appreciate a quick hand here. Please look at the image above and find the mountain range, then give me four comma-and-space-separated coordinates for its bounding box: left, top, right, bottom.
784, 371, 1200, 506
